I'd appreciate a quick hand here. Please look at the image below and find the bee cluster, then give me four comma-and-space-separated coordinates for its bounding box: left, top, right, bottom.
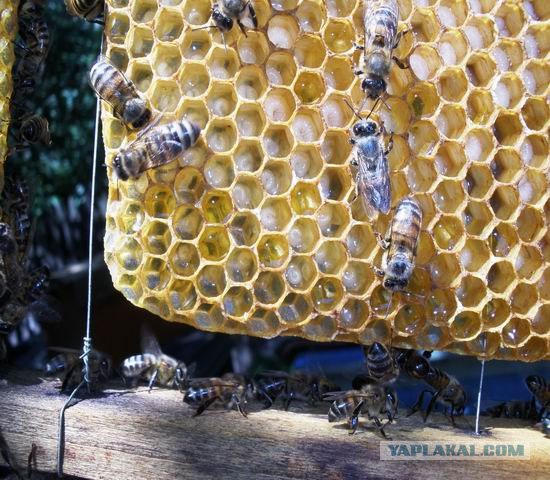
7, 0, 52, 155
43, 329, 550, 438
0, 176, 50, 359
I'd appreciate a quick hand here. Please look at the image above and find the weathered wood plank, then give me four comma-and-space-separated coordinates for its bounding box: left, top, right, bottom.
0, 369, 548, 479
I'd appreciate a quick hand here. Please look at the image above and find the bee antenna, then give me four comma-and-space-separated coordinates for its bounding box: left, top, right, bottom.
380, 96, 392, 111
222, 32, 227, 54
365, 97, 381, 121
383, 291, 394, 349
192, 25, 217, 31
344, 99, 362, 120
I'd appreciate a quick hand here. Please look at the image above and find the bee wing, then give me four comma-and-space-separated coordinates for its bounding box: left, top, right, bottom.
357, 148, 391, 214
322, 390, 357, 401
140, 323, 163, 356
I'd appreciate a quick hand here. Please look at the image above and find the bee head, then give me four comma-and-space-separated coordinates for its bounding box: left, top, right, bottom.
212, 8, 233, 32
525, 375, 541, 393
352, 119, 377, 138
175, 363, 188, 386
99, 356, 112, 380
361, 76, 386, 100
384, 255, 413, 291
123, 99, 151, 130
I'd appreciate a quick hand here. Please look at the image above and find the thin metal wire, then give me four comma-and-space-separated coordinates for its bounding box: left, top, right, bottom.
56, 31, 104, 477
475, 359, 485, 435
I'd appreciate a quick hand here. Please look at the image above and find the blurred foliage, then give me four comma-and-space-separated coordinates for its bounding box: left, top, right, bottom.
8, 3, 108, 269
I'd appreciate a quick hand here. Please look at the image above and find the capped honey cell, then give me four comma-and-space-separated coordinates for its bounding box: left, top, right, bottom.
100, 0, 550, 360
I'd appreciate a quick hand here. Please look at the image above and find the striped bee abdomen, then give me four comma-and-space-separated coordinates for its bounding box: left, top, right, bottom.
328, 397, 358, 423
390, 197, 422, 255
121, 353, 156, 377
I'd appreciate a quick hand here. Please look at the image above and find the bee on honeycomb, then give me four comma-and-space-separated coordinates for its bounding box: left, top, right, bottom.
97, 0, 549, 362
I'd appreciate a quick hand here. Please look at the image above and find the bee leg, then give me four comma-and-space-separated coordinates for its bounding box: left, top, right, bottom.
384, 133, 394, 156
374, 232, 390, 250
193, 397, 219, 417
27, 443, 37, 477
284, 391, 295, 411
407, 389, 429, 417
423, 390, 441, 423
353, 41, 365, 51
371, 416, 389, 440
354, 69, 364, 77
349, 138, 356, 146
247, 2, 258, 29
148, 369, 158, 392
233, 394, 248, 417
349, 400, 364, 434
392, 56, 409, 70
237, 20, 249, 37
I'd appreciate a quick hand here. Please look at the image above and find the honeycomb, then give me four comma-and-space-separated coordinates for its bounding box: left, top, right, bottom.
102, 0, 550, 361
0, 0, 19, 190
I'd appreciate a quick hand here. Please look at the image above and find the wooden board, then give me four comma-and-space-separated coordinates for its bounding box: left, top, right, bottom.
0, 368, 548, 479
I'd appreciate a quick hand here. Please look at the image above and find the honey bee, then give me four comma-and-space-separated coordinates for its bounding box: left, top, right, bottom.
121, 326, 192, 390
253, 374, 287, 408
112, 118, 201, 181
484, 400, 539, 421
45, 348, 112, 392
349, 110, 392, 215
0, 223, 18, 256
354, 0, 408, 101
363, 342, 399, 384
526, 375, 549, 413
0, 335, 6, 360
18, 18, 50, 59
10, 114, 51, 153
408, 366, 467, 425
64, 0, 105, 23
89, 56, 152, 130
325, 376, 397, 438
543, 416, 549, 438
19, 0, 44, 20
212, 1, 258, 35
377, 196, 422, 292
256, 370, 339, 410
183, 374, 252, 417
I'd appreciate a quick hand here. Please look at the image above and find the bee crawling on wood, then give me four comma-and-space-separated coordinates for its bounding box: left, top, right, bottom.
45, 348, 112, 393
89, 56, 152, 130
354, 0, 409, 101
375, 196, 422, 292
112, 117, 201, 181
407, 365, 467, 426
255, 370, 339, 410
325, 376, 397, 439
64, 0, 105, 24
348, 104, 392, 215
121, 325, 193, 390
183, 373, 253, 417
363, 342, 399, 384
